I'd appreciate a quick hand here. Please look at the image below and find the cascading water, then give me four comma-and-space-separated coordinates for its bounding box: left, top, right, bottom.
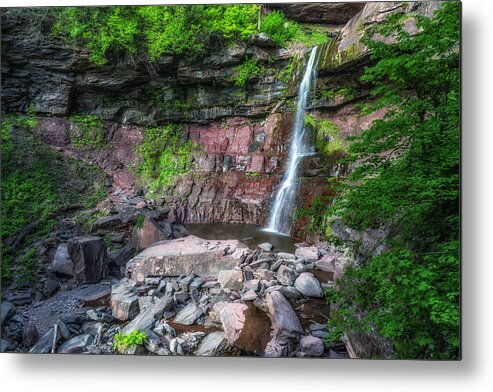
266, 47, 319, 235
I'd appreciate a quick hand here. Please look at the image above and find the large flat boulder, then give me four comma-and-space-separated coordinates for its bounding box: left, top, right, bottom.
67, 237, 109, 284
126, 236, 246, 282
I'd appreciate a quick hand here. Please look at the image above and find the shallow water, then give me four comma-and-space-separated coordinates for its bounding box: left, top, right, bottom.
185, 223, 296, 253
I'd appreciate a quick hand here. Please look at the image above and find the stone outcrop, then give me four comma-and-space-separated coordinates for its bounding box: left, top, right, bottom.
125, 236, 247, 282
269, 3, 366, 25
317, 1, 442, 73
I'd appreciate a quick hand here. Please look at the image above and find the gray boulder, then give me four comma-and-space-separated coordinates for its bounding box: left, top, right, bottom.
300, 335, 325, 357
58, 334, 94, 353
29, 327, 61, 353
173, 303, 203, 326
22, 321, 39, 348
294, 273, 324, 298
258, 242, 273, 252
1, 301, 15, 325
266, 291, 303, 339
111, 279, 139, 321
295, 246, 320, 262
217, 269, 244, 290
276, 264, 298, 286
195, 332, 225, 356
51, 243, 73, 276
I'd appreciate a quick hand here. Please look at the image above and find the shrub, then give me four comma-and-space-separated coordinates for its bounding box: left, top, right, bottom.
68, 115, 105, 148
135, 124, 201, 194
233, 57, 261, 88
260, 10, 299, 47
113, 330, 147, 353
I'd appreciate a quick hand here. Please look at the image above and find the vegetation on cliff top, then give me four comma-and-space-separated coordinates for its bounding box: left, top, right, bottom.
323, 2, 460, 359
48, 5, 327, 65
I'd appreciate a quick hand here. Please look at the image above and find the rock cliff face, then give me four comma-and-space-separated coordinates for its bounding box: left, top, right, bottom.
1, 3, 429, 238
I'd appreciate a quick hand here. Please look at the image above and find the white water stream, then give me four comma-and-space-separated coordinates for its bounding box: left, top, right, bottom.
266, 47, 319, 235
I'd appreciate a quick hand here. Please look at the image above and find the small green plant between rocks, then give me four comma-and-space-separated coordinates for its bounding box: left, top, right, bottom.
113, 330, 148, 353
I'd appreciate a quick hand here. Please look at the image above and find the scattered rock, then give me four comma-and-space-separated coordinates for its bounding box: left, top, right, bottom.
67, 236, 109, 284
215, 302, 272, 355
29, 327, 61, 353
51, 243, 74, 276
109, 246, 135, 267
6, 292, 32, 306
258, 242, 273, 252
266, 291, 303, 339
1, 301, 15, 325
315, 255, 336, 272
195, 332, 225, 356
217, 269, 244, 290
173, 303, 203, 326
279, 286, 301, 300
276, 252, 296, 261
131, 217, 168, 250
295, 246, 320, 262
111, 280, 140, 321
58, 334, 94, 354
244, 279, 260, 292
276, 264, 298, 286
294, 273, 324, 298
240, 290, 257, 301
300, 335, 325, 357
22, 321, 39, 348
43, 279, 60, 298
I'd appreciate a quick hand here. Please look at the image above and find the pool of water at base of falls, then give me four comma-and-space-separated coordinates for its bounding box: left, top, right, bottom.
185, 223, 297, 254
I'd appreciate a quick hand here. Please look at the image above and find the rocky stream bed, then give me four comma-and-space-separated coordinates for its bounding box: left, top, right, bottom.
1, 197, 352, 358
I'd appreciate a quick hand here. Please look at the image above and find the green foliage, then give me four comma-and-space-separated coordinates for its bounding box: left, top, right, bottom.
134, 215, 145, 229
51, 5, 260, 64
68, 115, 105, 148
135, 124, 201, 194
304, 114, 348, 155
1, 113, 107, 282
325, 3, 460, 359
15, 248, 39, 288
233, 57, 261, 88
319, 87, 356, 101
113, 330, 148, 353
260, 10, 299, 47
293, 26, 330, 47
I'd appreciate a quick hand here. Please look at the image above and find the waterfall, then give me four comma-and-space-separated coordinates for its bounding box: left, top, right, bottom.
266, 47, 319, 235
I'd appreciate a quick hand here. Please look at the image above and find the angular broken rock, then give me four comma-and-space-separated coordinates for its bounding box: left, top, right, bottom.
173, 303, 204, 325
295, 246, 320, 262
195, 332, 225, 356
111, 280, 139, 321
214, 302, 273, 355
51, 243, 73, 276
217, 269, 244, 290
126, 236, 247, 282
58, 334, 94, 354
276, 264, 298, 286
1, 301, 15, 325
131, 217, 168, 250
68, 236, 109, 284
266, 291, 303, 339
29, 327, 61, 354
22, 321, 39, 348
294, 273, 324, 298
